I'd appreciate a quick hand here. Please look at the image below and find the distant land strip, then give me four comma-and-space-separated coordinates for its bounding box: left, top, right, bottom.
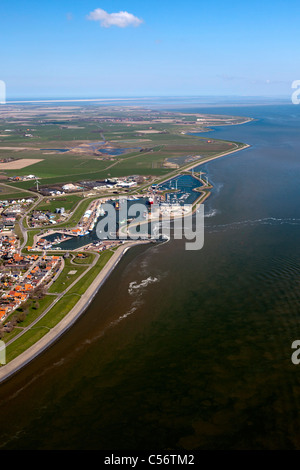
5, 98, 156, 104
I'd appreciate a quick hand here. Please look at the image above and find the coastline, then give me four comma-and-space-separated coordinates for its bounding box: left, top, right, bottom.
0, 142, 250, 385
0, 240, 151, 384
189, 142, 251, 169
155, 142, 251, 187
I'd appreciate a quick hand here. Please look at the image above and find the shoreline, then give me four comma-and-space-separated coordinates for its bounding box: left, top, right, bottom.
0, 240, 151, 384
188, 142, 251, 170
0, 142, 250, 385
155, 142, 250, 187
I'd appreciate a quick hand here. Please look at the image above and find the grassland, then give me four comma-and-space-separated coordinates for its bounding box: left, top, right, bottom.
71, 252, 96, 264
0, 182, 36, 200
23, 228, 40, 250
48, 258, 88, 293
2, 295, 55, 343
67, 250, 113, 296
34, 193, 82, 213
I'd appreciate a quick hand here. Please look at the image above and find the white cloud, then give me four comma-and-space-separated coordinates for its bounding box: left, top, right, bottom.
87, 8, 143, 28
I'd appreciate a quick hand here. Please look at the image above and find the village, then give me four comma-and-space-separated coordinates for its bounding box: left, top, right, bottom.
0, 231, 61, 325
0, 175, 145, 326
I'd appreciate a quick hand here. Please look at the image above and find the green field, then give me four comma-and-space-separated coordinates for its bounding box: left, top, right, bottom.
24, 229, 41, 250
34, 194, 82, 213
2, 295, 56, 343
0, 105, 245, 188
48, 258, 89, 293
0, 182, 36, 200
68, 250, 114, 296
71, 252, 96, 264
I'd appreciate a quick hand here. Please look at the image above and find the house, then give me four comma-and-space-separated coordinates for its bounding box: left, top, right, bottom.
0, 308, 8, 321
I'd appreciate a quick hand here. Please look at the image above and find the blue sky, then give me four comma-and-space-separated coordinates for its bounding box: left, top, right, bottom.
1, 0, 299, 98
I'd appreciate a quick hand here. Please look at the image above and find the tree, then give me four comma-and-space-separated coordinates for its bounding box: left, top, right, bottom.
29, 285, 46, 300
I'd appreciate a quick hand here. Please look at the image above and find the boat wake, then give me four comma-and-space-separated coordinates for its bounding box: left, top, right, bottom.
204, 208, 219, 218
128, 276, 160, 295
79, 276, 163, 344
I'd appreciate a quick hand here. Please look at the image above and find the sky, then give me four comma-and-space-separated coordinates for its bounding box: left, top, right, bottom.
1, 0, 299, 99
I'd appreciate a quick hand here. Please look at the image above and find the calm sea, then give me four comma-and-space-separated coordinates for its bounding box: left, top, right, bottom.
0, 103, 300, 450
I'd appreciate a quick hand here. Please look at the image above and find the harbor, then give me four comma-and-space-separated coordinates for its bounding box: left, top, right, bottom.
33, 172, 208, 252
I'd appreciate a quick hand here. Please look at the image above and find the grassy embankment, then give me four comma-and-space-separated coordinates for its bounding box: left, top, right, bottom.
1, 295, 55, 343
0, 182, 37, 201
48, 258, 89, 293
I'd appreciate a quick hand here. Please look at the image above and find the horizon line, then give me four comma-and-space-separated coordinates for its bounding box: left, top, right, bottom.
3, 95, 292, 105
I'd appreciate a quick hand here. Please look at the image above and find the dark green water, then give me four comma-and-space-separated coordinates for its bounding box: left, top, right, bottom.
0, 104, 300, 450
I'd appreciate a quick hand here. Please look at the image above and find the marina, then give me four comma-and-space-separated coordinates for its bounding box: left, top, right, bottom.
153, 173, 205, 206
36, 172, 207, 253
